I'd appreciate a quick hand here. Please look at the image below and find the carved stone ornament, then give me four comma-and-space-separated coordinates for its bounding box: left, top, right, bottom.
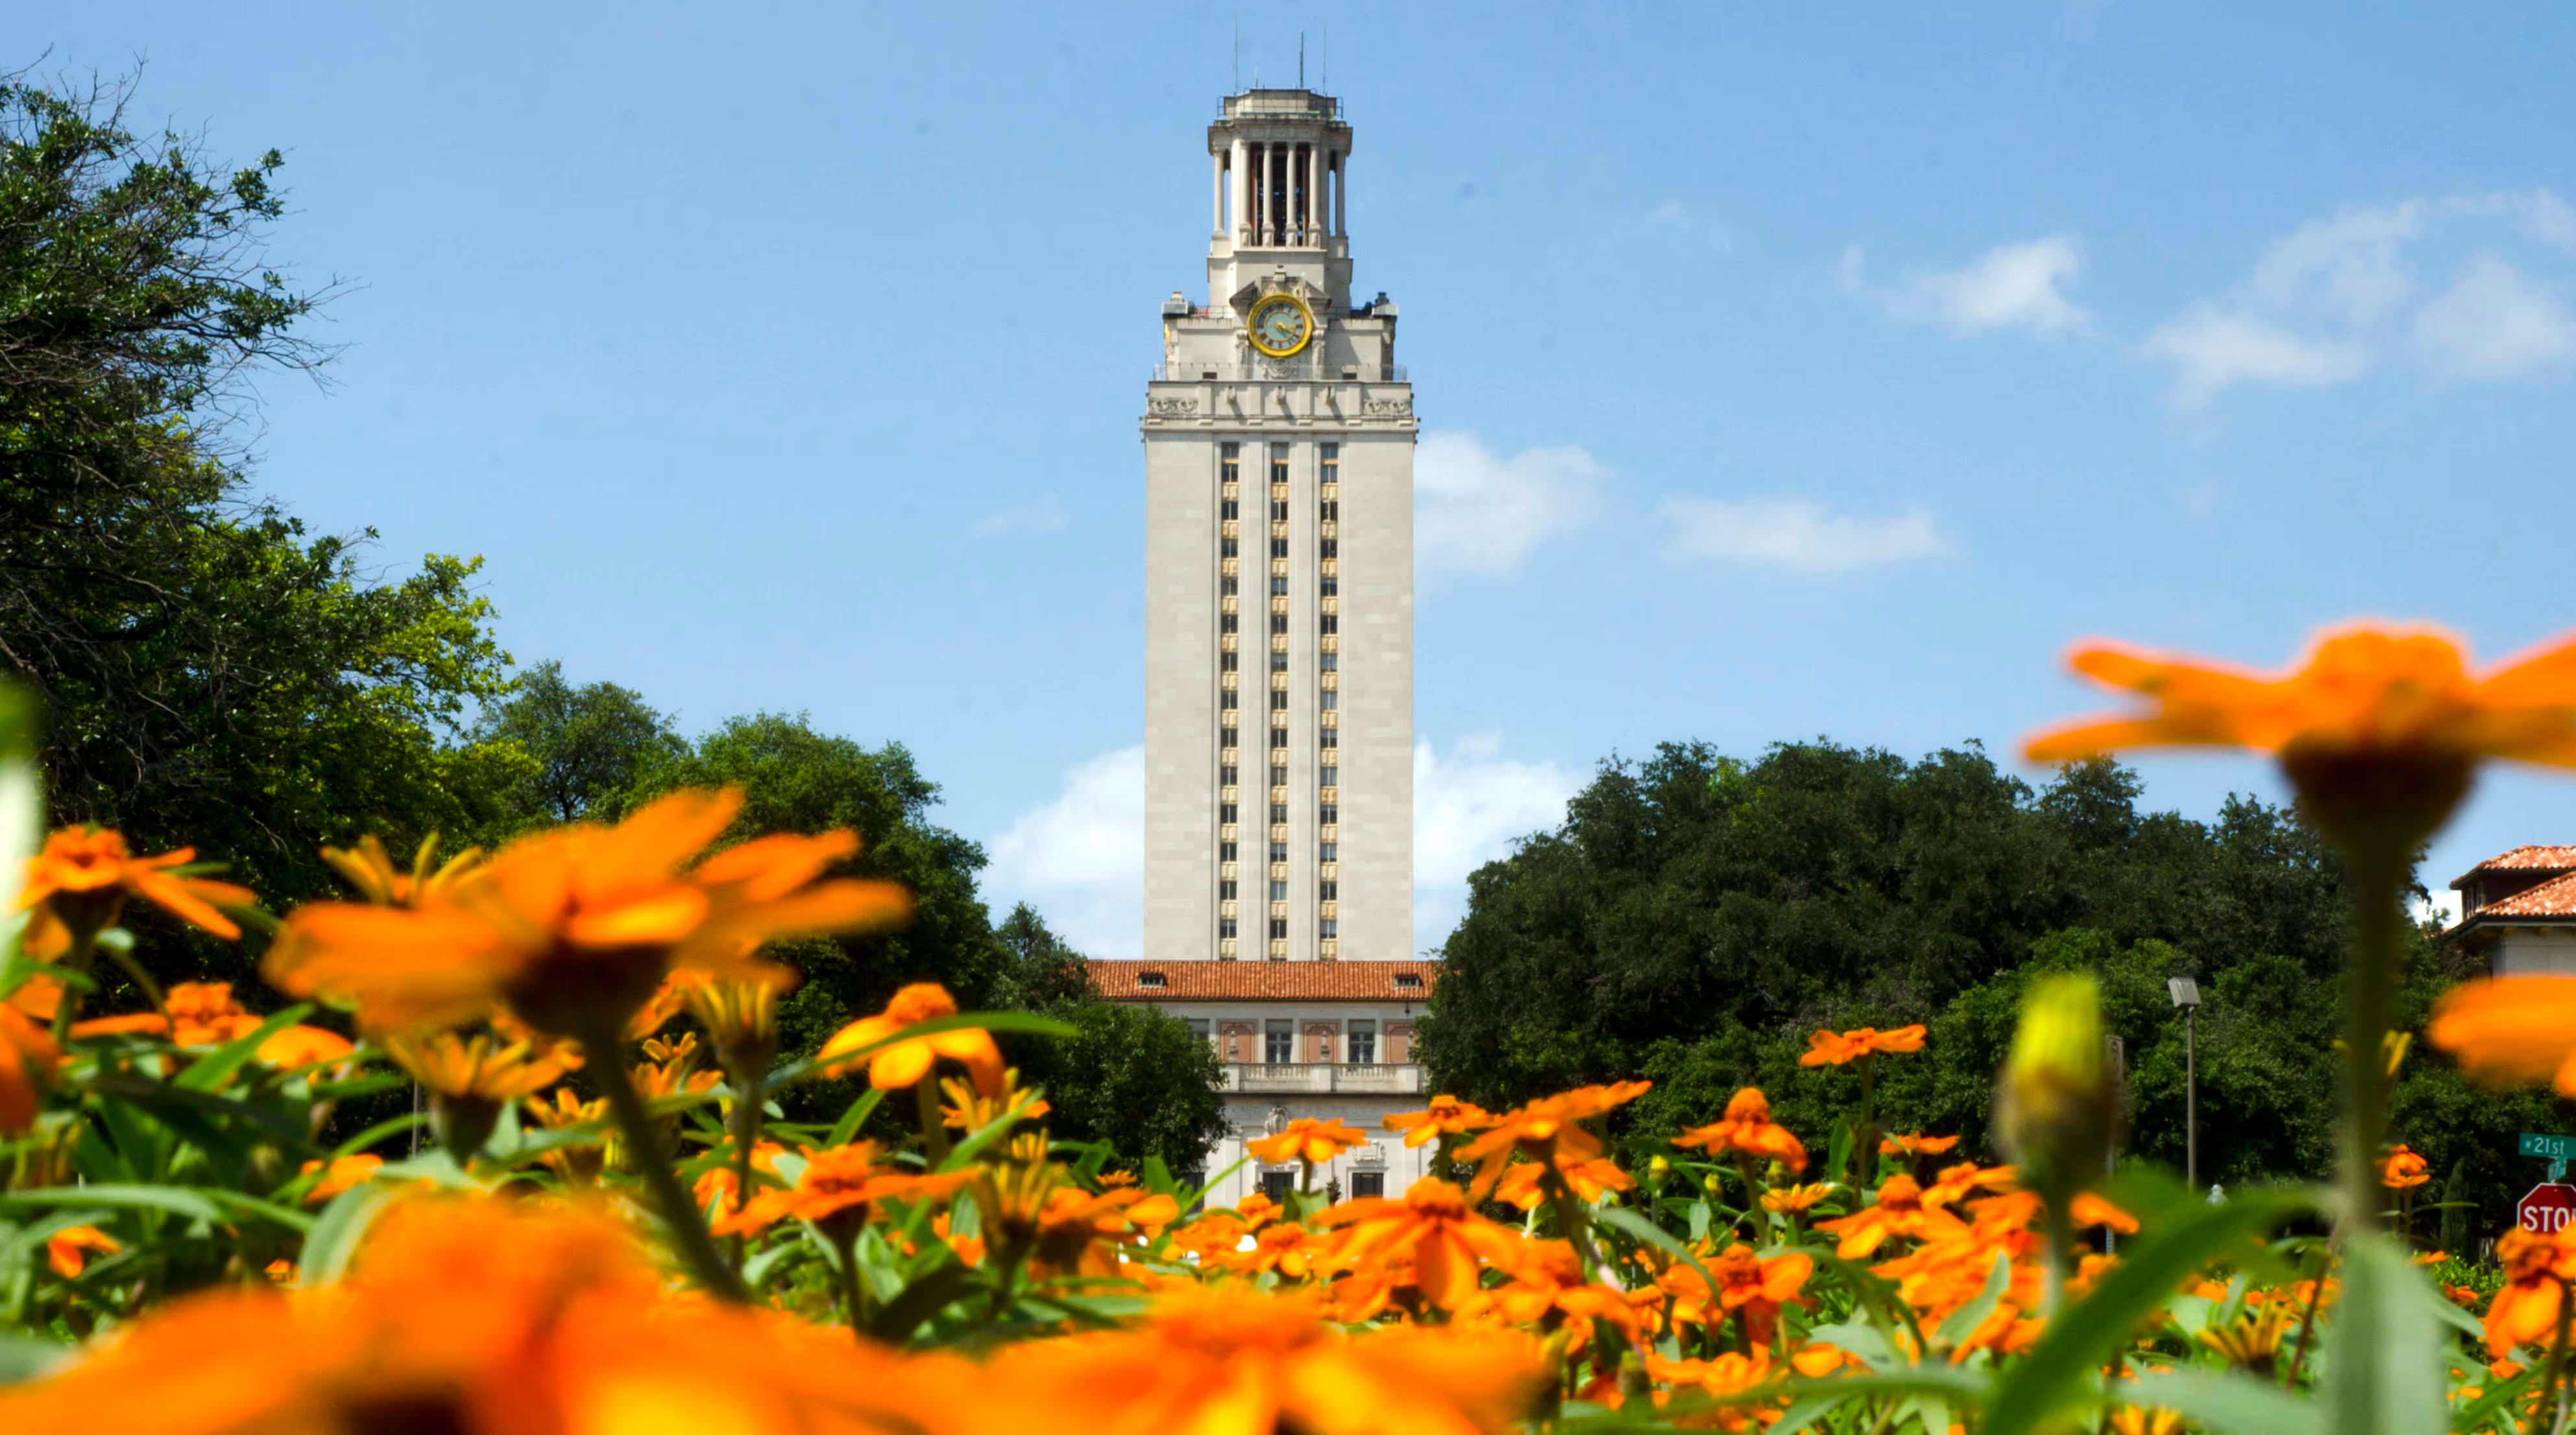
1362, 397, 1413, 418
1148, 396, 1199, 416
1264, 1104, 1292, 1137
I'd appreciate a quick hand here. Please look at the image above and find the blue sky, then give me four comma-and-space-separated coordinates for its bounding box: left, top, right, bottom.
25, 5, 2576, 956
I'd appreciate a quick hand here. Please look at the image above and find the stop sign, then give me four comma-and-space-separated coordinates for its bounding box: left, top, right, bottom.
2520, 1183, 2576, 1233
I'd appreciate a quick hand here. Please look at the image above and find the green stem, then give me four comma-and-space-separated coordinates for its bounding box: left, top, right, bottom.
915, 1077, 951, 1166
2538, 1273, 2576, 1435
725, 1065, 766, 1272
831, 1225, 870, 1338
579, 1021, 751, 1305
2339, 849, 2405, 1236
2041, 1196, 2076, 1320
45, 928, 100, 1045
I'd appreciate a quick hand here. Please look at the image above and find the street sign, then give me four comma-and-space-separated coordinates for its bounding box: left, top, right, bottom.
2520, 1183, 2576, 1234
2521, 1133, 2576, 1161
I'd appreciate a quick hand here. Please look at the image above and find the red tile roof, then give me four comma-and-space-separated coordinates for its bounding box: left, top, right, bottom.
2461, 870, 2576, 922
1087, 959, 1440, 1002
2453, 845, 2576, 889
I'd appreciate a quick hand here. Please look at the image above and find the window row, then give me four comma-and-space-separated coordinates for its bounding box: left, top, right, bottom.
1184, 1017, 1399, 1066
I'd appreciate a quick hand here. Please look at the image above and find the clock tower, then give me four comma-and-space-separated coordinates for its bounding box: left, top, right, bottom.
1139, 88, 1415, 968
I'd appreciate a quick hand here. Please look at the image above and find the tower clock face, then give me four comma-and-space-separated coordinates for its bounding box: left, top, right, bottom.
1246, 294, 1314, 358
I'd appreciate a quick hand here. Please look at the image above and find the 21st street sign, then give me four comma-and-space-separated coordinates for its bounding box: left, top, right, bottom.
2520, 1183, 2576, 1234
2521, 1133, 2576, 1161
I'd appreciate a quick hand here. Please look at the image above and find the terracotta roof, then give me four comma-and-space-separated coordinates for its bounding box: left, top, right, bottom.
1087, 959, 1440, 1002
2452, 845, 2576, 889
2460, 870, 2576, 923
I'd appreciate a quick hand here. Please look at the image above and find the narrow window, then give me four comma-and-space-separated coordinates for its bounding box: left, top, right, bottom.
1318, 842, 1337, 862
1270, 575, 1288, 595
1270, 538, 1289, 559
1186, 1017, 1211, 1044
1221, 651, 1238, 672
1217, 918, 1237, 937
1320, 575, 1338, 597
1319, 766, 1338, 786
1319, 804, 1338, 824
1270, 612, 1288, 635
1269, 689, 1287, 710
1269, 880, 1288, 901
1320, 614, 1338, 634
1346, 1020, 1375, 1063
1219, 880, 1237, 899
1318, 918, 1338, 938
1269, 918, 1289, 941
1350, 1170, 1384, 1198
1319, 880, 1338, 900
1260, 1170, 1294, 1201
1270, 729, 1289, 749
1264, 1020, 1294, 1064
1219, 804, 1237, 823
1320, 652, 1337, 671
1219, 841, 1239, 862
1320, 691, 1337, 710
1269, 802, 1287, 823
1320, 538, 1338, 559
1222, 537, 1238, 557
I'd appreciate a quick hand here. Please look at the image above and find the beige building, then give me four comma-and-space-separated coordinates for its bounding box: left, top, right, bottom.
1090, 959, 1440, 1203
1121, 88, 1431, 1196
1139, 86, 1414, 968
2444, 845, 2576, 973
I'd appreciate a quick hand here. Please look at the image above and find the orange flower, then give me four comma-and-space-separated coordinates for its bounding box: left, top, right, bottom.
694, 1140, 788, 1219
711, 1142, 974, 1238
820, 982, 1004, 1097
1673, 1087, 1809, 1174
319, 834, 481, 907
269, 790, 910, 1036
1761, 1182, 1835, 1214
1799, 1025, 1927, 1067
21, 826, 253, 945
2430, 976, 2576, 1095
298, 1155, 384, 1204
257, 1024, 356, 1072
2379, 1143, 2431, 1190
2029, 626, 2576, 770
1491, 1155, 1633, 1211
1813, 1174, 1971, 1259
1313, 1177, 1530, 1309
72, 981, 263, 1046
1383, 1094, 1494, 1147
1247, 1116, 1372, 1168
1923, 1161, 2021, 1209
1880, 1132, 1960, 1158
45, 1225, 117, 1279
2026, 626, 2576, 847
982, 1284, 1546, 1435
1452, 1081, 1649, 1200
1022, 1183, 1185, 1277
2488, 1229, 2576, 1356
1644, 1349, 1782, 1429
0, 1004, 58, 1133
0, 1196, 967, 1435
940, 1068, 1050, 1133
385, 1030, 569, 1104
524, 1087, 611, 1183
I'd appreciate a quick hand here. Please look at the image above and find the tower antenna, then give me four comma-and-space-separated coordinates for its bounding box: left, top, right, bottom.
1299, 32, 1306, 88
1320, 23, 1327, 93
1232, 16, 1239, 91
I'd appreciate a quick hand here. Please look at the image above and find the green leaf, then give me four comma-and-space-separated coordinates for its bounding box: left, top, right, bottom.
1983, 1187, 2308, 1435
1595, 1203, 1718, 1297
0, 1183, 225, 1224
175, 1006, 312, 1092
0, 1331, 69, 1387
2122, 1369, 2325, 1435
825, 1087, 889, 1148
2322, 1232, 2445, 1435
1933, 1250, 2013, 1351
297, 1179, 405, 1283
863, 1260, 984, 1345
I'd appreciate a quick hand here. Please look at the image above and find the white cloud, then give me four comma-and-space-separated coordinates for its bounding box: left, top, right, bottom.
1910, 235, 2091, 334
983, 745, 1143, 959
2414, 886, 2464, 930
973, 494, 1069, 538
2146, 189, 2576, 405
1656, 496, 1951, 572
1846, 235, 2090, 335
2143, 308, 2369, 408
2412, 255, 2576, 380
1413, 733, 1581, 952
1415, 431, 1605, 577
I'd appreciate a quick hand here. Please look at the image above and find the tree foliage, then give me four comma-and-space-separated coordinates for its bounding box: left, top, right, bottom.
0, 69, 518, 961
472, 660, 685, 826
1424, 739, 2542, 1231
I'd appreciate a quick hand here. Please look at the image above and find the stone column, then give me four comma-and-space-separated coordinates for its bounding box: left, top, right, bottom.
1258, 143, 1273, 245
1231, 136, 1249, 241
1306, 143, 1321, 244
1333, 151, 1347, 236
1211, 150, 1224, 237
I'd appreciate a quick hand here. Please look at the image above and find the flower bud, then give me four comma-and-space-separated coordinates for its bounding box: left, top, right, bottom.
1996, 973, 2119, 1203
1648, 1155, 1671, 1181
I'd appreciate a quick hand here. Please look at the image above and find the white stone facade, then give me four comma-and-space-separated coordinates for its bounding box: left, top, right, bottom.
1142, 88, 1415, 968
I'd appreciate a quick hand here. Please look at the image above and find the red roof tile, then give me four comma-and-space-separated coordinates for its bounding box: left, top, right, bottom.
2461, 869, 2576, 922
1086, 959, 1440, 1002
2453, 845, 2576, 889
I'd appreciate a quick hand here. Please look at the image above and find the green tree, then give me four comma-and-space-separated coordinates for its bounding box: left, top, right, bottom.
987, 904, 1225, 1174
1420, 738, 2540, 1210
474, 660, 685, 826
0, 69, 518, 978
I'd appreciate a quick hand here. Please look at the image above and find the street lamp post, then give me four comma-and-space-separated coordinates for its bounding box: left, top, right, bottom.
2169, 976, 2203, 1190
